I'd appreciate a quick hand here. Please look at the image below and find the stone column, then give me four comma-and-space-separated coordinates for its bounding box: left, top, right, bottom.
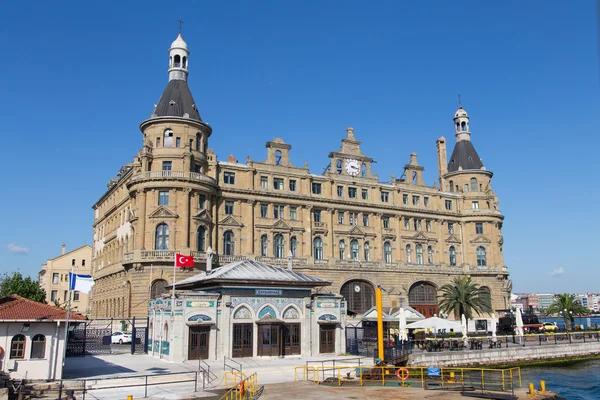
181, 188, 191, 249
137, 190, 147, 249
211, 196, 218, 253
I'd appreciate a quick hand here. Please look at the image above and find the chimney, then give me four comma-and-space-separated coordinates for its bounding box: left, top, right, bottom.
287, 251, 293, 271
61, 243, 66, 255
206, 246, 213, 274
227, 154, 238, 163
436, 137, 448, 188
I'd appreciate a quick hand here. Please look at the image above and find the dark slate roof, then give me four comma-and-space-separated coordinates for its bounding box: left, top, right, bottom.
174, 259, 330, 288
153, 79, 202, 121
447, 140, 484, 172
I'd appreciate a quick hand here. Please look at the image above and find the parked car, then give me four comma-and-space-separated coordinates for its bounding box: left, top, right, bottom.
540, 322, 558, 332
111, 331, 132, 344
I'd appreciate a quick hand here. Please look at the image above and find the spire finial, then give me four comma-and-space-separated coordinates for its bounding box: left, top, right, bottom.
176, 17, 184, 34
458, 93, 462, 108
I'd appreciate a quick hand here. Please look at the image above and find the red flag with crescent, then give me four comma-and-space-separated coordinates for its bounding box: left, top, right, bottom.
175, 254, 195, 267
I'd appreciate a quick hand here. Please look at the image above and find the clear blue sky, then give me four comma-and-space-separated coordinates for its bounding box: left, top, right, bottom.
0, 1, 598, 293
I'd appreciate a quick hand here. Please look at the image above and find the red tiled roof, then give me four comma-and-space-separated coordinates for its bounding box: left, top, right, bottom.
0, 295, 86, 321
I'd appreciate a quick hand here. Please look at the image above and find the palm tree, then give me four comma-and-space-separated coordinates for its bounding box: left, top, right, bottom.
438, 277, 493, 324
546, 294, 589, 330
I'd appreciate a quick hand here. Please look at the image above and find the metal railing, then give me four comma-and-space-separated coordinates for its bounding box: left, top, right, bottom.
224, 356, 243, 373
140, 250, 176, 260
295, 365, 522, 393
6, 371, 201, 400
198, 359, 218, 384
221, 372, 261, 400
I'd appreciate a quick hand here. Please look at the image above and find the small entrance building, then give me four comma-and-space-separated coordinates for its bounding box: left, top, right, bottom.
148, 260, 346, 362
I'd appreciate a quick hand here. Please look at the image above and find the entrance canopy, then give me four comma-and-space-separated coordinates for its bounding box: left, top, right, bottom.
405, 316, 463, 332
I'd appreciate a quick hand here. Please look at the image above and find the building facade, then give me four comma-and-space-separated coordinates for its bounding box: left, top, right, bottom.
90, 34, 511, 320
39, 244, 92, 315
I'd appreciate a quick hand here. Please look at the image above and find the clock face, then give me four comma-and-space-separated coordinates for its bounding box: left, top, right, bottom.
345, 159, 361, 176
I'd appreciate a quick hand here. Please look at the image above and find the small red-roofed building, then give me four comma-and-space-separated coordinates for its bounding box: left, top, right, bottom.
0, 295, 85, 380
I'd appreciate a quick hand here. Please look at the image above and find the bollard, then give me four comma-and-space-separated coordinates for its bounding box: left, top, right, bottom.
449, 371, 456, 383
127, 396, 133, 400
528, 383, 535, 397
540, 380, 546, 393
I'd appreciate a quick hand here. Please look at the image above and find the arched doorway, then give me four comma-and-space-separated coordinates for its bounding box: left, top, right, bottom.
409, 281, 438, 318
340, 280, 375, 315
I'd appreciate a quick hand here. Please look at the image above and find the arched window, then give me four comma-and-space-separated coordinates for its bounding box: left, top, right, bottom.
427, 246, 434, 264
350, 239, 359, 261
339, 240, 346, 260
275, 150, 282, 165
274, 234, 284, 258
449, 246, 457, 266
283, 306, 299, 319
195, 133, 201, 151
182, 56, 187, 68
234, 306, 252, 319
155, 223, 169, 250
151, 279, 168, 299
479, 286, 492, 312
340, 280, 375, 314
406, 245, 412, 263
197, 226, 206, 252
260, 235, 268, 256
163, 129, 173, 147
456, 122, 460, 131
461, 121, 466, 131
10, 334, 25, 359
223, 231, 234, 255
313, 237, 323, 261
336, 159, 342, 174
449, 180, 454, 192
290, 236, 297, 257
470, 178, 478, 192
364, 242, 370, 261
361, 163, 367, 177
163, 323, 169, 342
384, 242, 392, 263
174, 54, 181, 68
416, 244, 424, 265
477, 246, 487, 267
409, 281, 438, 317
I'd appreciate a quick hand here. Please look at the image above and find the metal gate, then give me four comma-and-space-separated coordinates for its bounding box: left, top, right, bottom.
66, 318, 148, 357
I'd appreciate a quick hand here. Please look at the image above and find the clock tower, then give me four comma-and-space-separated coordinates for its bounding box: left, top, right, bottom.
328, 127, 374, 179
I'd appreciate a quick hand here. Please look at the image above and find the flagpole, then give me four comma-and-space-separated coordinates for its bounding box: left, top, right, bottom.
148, 263, 153, 300
62, 268, 73, 367
172, 255, 176, 303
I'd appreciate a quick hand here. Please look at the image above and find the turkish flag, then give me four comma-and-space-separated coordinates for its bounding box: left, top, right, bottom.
175, 254, 195, 267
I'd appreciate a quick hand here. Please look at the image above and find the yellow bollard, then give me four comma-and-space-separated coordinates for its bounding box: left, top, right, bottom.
448, 371, 456, 383
127, 396, 133, 400
540, 380, 546, 393
528, 383, 535, 397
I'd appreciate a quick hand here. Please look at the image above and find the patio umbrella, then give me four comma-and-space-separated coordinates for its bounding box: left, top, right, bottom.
491, 313, 497, 339
461, 314, 468, 344
516, 308, 524, 338
587, 317, 592, 329
398, 307, 408, 342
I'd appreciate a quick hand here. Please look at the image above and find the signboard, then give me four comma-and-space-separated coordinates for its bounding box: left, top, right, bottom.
427, 368, 441, 377
186, 301, 215, 308
318, 314, 337, 321
255, 289, 282, 296
188, 314, 212, 322
316, 301, 338, 308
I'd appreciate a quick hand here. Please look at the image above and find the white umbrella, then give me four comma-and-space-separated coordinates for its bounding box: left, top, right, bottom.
516, 308, 524, 338
398, 307, 408, 342
406, 317, 463, 331
587, 317, 592, 330
461, 314, 468, 340
491, 313, 497, 339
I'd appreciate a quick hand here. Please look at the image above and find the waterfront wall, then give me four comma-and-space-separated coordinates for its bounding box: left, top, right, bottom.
408, 342, 600, 367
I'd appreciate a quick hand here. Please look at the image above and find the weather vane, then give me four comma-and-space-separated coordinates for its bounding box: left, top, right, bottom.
458, 93, 462, 107
176, 18, 184, 34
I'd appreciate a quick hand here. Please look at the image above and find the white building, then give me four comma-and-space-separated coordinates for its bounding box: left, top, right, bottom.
0, 295, 85, 380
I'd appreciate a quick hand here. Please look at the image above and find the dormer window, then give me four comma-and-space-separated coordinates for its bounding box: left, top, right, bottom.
163, 129, 174, 147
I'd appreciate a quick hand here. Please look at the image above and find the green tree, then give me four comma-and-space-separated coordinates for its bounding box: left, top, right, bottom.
546, 294, 589, 329
438, 276, 492, 322
0, 272, 47, 303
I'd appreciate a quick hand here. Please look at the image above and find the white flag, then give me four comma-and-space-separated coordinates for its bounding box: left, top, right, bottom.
69, 272, 94, 294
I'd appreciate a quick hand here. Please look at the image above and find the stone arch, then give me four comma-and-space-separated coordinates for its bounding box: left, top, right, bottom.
233, 305, 253, 319
151, 279, 168, 299
257, 305, 277, 319
408, 280, 438, 318
282, 305, 301, 319
340, 279, 375, 315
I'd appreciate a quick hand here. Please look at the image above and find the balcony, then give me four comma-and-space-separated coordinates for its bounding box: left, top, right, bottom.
312, 221, 328, 233
130, 171, 216, 186
255, 256, 308, 266
140, 250, 176, 260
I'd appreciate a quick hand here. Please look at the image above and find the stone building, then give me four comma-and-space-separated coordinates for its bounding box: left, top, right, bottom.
90, 33, 511, 320
39, 244, 92, 315
148, 259, 345, 361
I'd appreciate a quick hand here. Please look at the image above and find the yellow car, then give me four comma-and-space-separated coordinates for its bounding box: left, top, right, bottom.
541, 322, 558, 332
